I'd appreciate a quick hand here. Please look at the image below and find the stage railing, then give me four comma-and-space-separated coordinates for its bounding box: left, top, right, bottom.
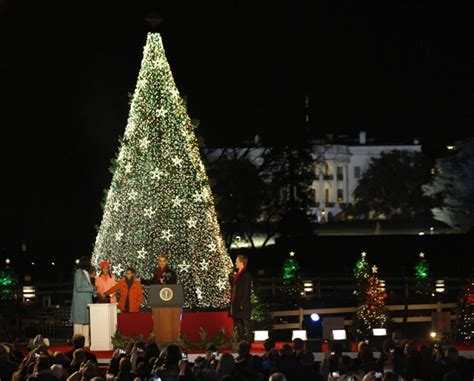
271, 301, 458, 330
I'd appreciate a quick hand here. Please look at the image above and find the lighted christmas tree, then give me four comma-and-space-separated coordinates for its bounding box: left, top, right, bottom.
455, 280, 474, 342
0, 267, 18, 301
353, 265, 389, 338
414, 252, 431, 296
282, 251, 300, 285
92, 33, 233, 309
353, 251, 370, 296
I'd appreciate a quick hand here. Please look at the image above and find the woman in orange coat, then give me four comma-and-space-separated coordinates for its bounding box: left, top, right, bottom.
104, 267, 143, 313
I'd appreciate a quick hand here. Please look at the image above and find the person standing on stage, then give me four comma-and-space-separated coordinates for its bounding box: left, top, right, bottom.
229, 254, 253, 342
70, 256, 95, 347
104, 267, 143, 313
95, 260, 117, 303
152, 255, 177, 284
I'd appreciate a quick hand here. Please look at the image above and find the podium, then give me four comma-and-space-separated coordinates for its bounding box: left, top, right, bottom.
149, 284, 184, 344
88, 303, 117, 351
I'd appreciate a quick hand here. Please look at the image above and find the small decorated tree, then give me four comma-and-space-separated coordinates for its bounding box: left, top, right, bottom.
282, 251, 300, 297
353, 252, 370, 296
455, 280, 474, 342
353, 265, 389, 338
414, 252, 431, 297
0, 267, 18, 301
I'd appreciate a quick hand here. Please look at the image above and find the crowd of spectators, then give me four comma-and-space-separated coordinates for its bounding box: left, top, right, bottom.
0, 333, 473, 381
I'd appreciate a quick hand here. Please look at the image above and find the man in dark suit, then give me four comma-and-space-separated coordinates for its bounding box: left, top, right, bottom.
229, 254, 253, 342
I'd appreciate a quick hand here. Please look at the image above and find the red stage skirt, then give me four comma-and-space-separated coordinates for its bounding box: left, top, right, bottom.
117, 310, 233, 342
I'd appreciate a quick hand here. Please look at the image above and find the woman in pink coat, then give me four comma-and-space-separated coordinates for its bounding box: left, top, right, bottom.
95, 260, 117, 303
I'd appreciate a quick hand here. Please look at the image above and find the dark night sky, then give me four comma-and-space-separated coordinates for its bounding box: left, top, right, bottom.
0, 1, 473, 265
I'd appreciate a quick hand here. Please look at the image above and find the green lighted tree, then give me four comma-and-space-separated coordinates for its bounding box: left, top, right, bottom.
282, 252, 300, 284
353, 252, 370, 296
353, 265, 389, 338
250, 290, 272, 330
0, 268, 18, 301
415, 252, 429, 280
92, 33, 233, 309
414, 252, 432, 297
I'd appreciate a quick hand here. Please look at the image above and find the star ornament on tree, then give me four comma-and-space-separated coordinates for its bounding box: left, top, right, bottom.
186, 218, 197, 229
192, 191, 203, 203
208, 242, 217, 253
156, 107, 167, 118
419, 252, 425, 258
128, 190, 138, 201
372, 265, 378, 274
113, 201, 121, 212
115, 230, 124, 242
200, 259, 209, 270
171, 156, 183, 167
139, 137, 150, 150
125, 163, 133, 174
137, 247, 147, 259
144, 207, 156, 218
151, 168, 165, 181
171, 196, 182, 208
217, 279, 226, 291
177, 262, 191, 274
161, 229, 173, 241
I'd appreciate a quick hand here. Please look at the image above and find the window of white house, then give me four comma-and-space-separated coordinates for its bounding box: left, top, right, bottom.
354, 166, 361, 178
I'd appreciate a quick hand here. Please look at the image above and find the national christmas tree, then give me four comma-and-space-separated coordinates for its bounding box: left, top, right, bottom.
353, 265, 389, 338
92, 33, 233, 309
455, 280, 474, 341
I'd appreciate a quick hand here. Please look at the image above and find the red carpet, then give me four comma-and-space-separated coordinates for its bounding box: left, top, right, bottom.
117, 310, 233, 342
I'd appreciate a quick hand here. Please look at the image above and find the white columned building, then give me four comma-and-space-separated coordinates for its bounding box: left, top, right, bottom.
204, 131, 422, 222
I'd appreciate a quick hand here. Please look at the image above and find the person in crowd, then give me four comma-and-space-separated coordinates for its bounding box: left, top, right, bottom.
114, 357, 134, 381
144, 341, 160, 364
401, 341, 420, 380
133, 362, 149, 381
50, 364, 65, 381
291, 338, 305, 361
69, 349, 87, 374
268, 373, 286, 381
153, 344, 181, 380
320, 341, 343, 380
1, 343, 19, 381
203, 344, 219, 370
95, 260, 117, 303
68, 361, 98, 381
29, 355, 55, 381
300, 351, 317, 381
231, 340, 260, 380
358, 342, 377, 374
216, 352, 236, 381
229, 255, 253, 342
70, 256, 95, 347
145, 255, 178, 285
261, 338, 276, 373
273, 344, 302, 381
104, 267, 143, 313
107, 349, 128, 378
64, 334, 97, 365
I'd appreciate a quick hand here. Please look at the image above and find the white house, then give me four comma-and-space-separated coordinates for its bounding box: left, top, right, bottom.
204, 131, 421, 222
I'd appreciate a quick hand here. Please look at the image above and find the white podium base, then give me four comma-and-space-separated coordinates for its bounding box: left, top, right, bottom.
88, 303, 117, 351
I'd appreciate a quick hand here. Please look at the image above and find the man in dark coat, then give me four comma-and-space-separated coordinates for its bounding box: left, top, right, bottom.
229, 254, 253, 342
